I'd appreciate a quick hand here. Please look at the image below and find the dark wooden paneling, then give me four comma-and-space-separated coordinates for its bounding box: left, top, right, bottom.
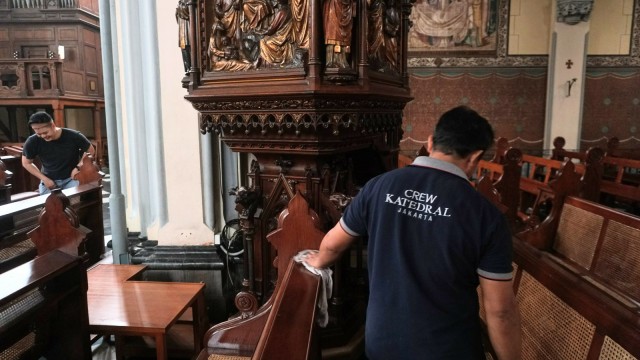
59, 27, 79, 41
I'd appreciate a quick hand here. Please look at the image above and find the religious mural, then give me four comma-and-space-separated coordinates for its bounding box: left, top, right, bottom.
408, 0, 499, 55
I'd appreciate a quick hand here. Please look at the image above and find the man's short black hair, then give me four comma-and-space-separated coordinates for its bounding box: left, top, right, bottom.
28, 112, 53, 126
432, 106, 494, 158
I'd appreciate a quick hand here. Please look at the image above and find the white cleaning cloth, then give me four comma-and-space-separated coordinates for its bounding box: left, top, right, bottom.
293, 249, 333, 327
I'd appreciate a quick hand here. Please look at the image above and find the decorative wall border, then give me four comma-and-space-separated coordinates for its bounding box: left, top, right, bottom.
408, 0, 640, 68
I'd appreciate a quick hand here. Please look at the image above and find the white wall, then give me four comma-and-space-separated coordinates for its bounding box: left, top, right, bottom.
112, 1, 213, 245
154, 1, 214, 245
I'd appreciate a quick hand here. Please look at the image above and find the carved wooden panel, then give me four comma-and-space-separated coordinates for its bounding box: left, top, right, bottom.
62, 71, 83, 93
13, 28, 54, 40
82, 27, 96, 46
59, 27, 78, 41
84, 45, 97, 74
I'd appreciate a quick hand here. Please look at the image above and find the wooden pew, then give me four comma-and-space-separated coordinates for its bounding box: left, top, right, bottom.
598, 156, 640, 213
499, 196, 640, 358
197, 193, 324, 360
0, 184, 104, 272
516, 149, 611, 223
0, 159, 11, 205
1, 144, 39, 196
0, 250, 92, 360
475, 147, 522, 229
552, 136, 640, 214
476, 146, 586, 231
606, 136, 640, 161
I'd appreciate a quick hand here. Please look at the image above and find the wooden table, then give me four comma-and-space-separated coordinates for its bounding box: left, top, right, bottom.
87, 264, 206, 360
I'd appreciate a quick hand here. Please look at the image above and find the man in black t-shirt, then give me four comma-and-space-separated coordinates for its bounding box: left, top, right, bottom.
22, 112, 94, 195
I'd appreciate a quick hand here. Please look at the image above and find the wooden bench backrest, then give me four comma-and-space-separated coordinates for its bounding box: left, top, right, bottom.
0, 184, 104, 271
520, 154, 584, 190
607, 136, 640, 161
252, 259, 321, 359
552, 196, 640, 307
0, 160, 10, 205
475, 147, 522, 227
512, 239, 640, 359
600, 156, 640, 202
509, 194, 640, 359
199, 193, 324, 359
551, 136, 640, 206
28, 189, 89, 257
0, 250, 91, 359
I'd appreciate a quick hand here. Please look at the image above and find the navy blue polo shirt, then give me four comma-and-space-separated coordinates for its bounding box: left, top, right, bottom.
341, 156, 513, 360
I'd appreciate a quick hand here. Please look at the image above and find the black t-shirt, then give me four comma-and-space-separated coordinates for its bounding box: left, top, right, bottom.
23, 128, 91, 180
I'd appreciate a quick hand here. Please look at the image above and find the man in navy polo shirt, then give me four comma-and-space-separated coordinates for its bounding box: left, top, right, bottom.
306, 106, 521, 359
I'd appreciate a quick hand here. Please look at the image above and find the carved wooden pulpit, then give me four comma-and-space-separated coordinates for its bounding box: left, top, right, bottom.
181, 0, 414, 355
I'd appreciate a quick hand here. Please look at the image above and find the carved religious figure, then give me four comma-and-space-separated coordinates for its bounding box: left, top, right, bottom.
175, 0, 191, 73
215, 0, 243, 49
368, 0, 399, 73
208, 23, 256, 71
291, 0, 310, 48
383, 0, 400, 70
242, 0, 273, 33
323, 0, 355, 69
257, 0, 296, 67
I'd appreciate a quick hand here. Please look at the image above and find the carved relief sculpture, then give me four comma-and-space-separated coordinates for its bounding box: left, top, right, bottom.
208, 23, 257, 71
257, 0, 296, 67
207, 0, 310, 70
323, 0, 355, 69
557, 0, 594, 25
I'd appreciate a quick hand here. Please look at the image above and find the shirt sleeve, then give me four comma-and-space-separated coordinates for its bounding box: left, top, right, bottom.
340, 179, 377, 237
22, 136, 37, 160
477, 213, 514, 281
75, 131, 92, 153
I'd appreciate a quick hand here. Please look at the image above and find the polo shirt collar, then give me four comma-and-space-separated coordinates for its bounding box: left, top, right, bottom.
411, 156, 469, 180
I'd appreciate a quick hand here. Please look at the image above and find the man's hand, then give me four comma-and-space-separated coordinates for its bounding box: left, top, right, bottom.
305, 252, 323, 269
71, 166, 80, 180
42, 177, 55, 190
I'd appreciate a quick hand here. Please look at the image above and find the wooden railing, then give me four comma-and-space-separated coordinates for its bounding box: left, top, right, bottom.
0, 59, 64, 98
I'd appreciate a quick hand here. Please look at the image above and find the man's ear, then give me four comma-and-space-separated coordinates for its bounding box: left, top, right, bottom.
463, 150, 485, 178
468, 150, 484, 166
427, 135, 434, 154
